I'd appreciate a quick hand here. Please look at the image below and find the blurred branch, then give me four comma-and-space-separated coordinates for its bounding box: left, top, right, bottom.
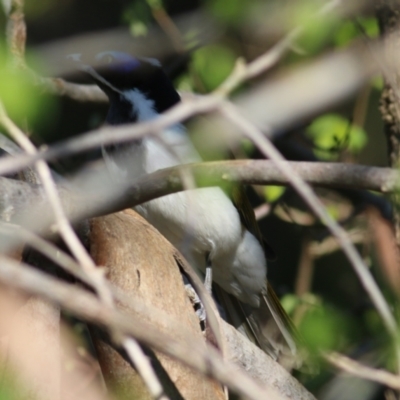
324, 352, 400, 391
33, 10, 221, 77
0, 100, 102, 296
367, 207, 400, 296
309, 229, 366, 257
0, 43, 378, 180
1, 1, 177, 395
39, 78, 107, 103
220, 102, 398, 357
3, 0, 26, 66
0, 127, 167, 399
0, 160, 398, 228
214, 0, 341, 97
1, 50, 161, 398
376, 2, 400, 252
0, 254, 300, 400
149, 0, 185, 53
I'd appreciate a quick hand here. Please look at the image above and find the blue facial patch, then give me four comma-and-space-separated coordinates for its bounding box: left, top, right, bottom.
96, 51, 141, 73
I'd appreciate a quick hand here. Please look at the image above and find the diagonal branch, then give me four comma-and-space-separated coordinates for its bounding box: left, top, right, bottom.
0, 254, 295, 400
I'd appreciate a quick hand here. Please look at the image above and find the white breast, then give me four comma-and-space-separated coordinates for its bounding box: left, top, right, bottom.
119, 88, 267, 306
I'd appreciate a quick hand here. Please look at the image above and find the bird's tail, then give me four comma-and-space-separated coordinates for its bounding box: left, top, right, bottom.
214, 282, 304, 370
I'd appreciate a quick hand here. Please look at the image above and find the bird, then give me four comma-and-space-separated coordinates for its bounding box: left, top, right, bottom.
72, 51, 299, 363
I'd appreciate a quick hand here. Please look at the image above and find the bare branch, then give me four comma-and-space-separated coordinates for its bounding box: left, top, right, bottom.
39, 78, 107, 103
0, 254, 293, 400
3, 0, 26, 66
0, 160, 396, 233
0, 100, 100, 291
0, 41, 378, 178
0, 106, 163, 397
122, 337, 169, 400
324, 352, 400, 391
220, 102, 398, 356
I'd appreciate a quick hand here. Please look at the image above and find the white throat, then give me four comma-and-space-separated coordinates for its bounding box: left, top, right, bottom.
122, 89, 159, 122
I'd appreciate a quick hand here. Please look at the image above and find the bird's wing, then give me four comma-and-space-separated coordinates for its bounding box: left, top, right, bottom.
220, 185, 304, 368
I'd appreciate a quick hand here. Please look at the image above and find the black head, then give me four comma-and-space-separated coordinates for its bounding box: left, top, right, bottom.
75, 51, 181, 125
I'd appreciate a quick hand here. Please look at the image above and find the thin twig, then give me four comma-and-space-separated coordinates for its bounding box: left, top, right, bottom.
220, 101, 399, 352
123, 338, 168, 400
0, 254, 287, 400
150, 1, 185, 53
1, 1, 166, 393
214, 0, 341, 96
0, 160, 397, 230
0, 117, 165, 397
324, 352, 400, 391
0, 101, 112, 302
3, 0, 26, 67
39, 78, 108, 103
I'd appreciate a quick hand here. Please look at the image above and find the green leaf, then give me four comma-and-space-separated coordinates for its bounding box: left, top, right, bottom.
191, 45, 237, 92
0, 66, 57, 128
263, 185, 285, 203
325, 204, 340, 222
299, 304, 351, 353
371, 75, 384, 91
281, 294, 300, 315
286, 1, 339, 54
334, 18, 379, 48
359, 17, 379, 38
130, 21, 148, 37
123, 1, 152, 37
206, 0, 248, 25
306, 114, 368, 159
146, 0, 162, 9
333, 20, 359, 48
0, 367, 24, 400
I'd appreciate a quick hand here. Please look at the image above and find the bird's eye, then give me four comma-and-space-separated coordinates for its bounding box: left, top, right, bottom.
103, 54, 114, 64
99, 54, 115, 65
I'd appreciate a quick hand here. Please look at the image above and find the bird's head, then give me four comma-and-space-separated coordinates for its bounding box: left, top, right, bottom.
70, 51, 180, 125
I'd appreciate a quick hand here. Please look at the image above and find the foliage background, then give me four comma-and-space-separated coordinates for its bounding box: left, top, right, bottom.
0, 0, 395, 398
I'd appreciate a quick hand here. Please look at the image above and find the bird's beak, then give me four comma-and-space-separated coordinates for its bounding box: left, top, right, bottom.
66, 53, 123, 96
66, 53, 82, 63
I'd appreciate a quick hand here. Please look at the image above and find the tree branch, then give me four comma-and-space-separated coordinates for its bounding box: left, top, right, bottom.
0, 160, 397, 229
0, 254, 306, 400
324, 352, 400, 391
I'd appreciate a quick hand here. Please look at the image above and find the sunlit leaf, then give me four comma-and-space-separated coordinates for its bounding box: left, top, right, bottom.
281, 293, 300, 315
191, 45, 236, 92
359, 17, 379, 38
130, 21, 148, 37
286, 1, 339, 54
264, 185, 285, 203
325, 204, 340, 222
306, 114, 368, 159
299, 304, 352, 353
0, 67, 56, 128
175, 73, 194, 92
123, 1, 152, 37
0, 368, 23, 400
334, 20, 359, 48
334, 18, 379, 48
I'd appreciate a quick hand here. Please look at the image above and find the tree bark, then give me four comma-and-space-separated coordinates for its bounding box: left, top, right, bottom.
377, 0, 400, 246
89, 210, 226, 400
